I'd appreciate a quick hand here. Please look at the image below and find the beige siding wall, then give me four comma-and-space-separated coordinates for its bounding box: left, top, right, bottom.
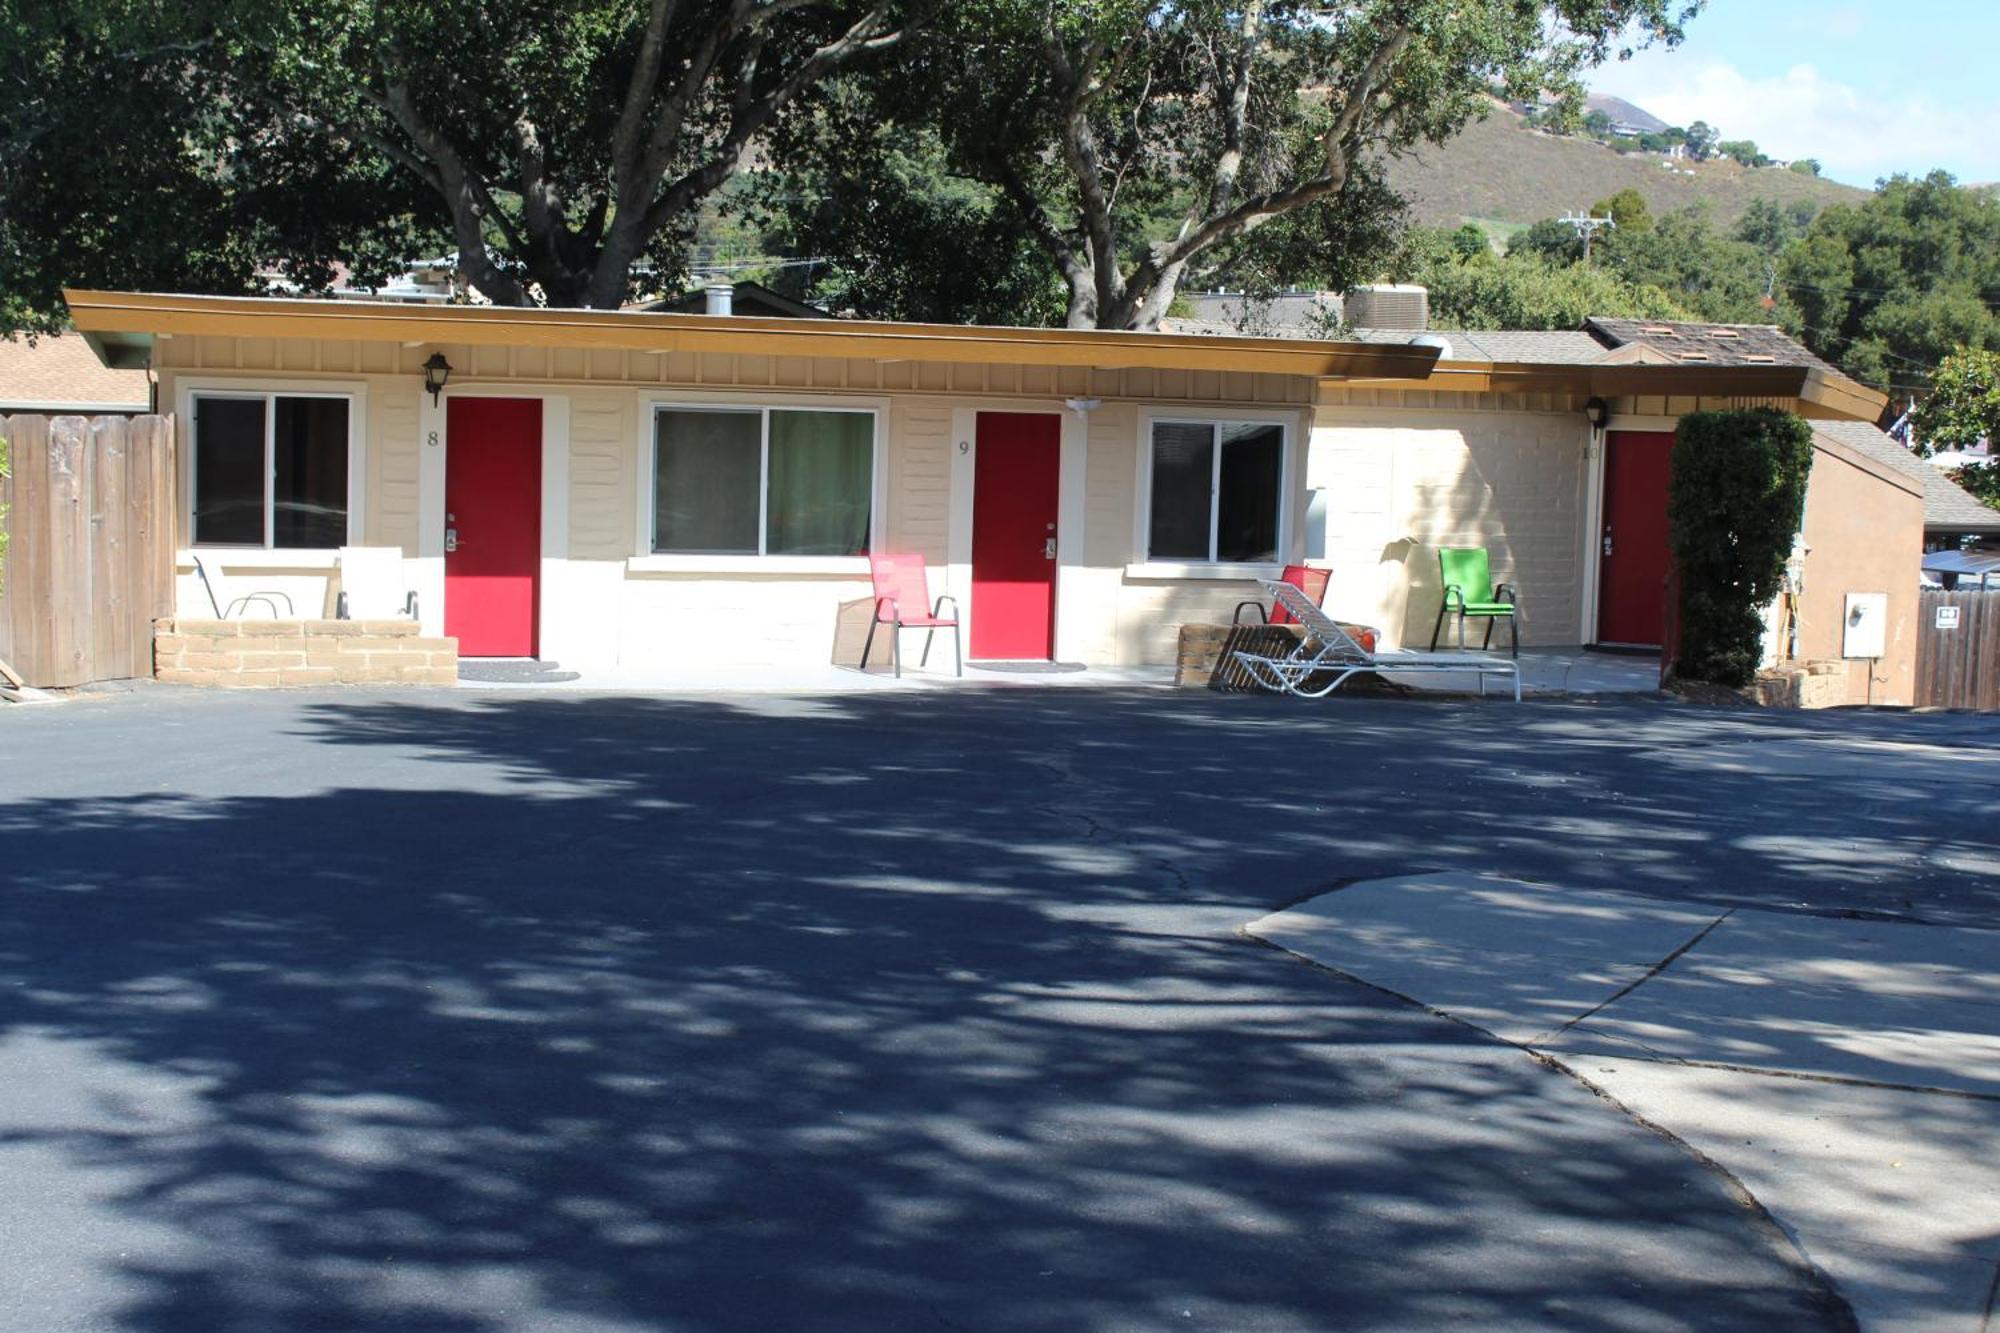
569, 392, 634, 560
369, 385, 422, 552
164, 333, 1728, 670
886, 398, 951, 562
1311, 404, 1591, 649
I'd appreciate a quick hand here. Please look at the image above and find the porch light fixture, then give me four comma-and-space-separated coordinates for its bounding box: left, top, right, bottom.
1583, 396, 1609, 428
422, 352, 453, 405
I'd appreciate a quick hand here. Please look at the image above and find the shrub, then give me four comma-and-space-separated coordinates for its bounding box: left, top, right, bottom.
1668, 409, 1814, 685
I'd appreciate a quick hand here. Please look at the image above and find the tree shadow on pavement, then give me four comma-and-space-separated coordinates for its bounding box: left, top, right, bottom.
6, 687, 1989, 1330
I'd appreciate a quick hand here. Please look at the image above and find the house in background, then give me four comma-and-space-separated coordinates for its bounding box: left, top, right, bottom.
66, 289, 1910, 697
0, 333, 151, 414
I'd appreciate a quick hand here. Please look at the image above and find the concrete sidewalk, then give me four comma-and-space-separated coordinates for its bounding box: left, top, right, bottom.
1248, 873, 2000, 1333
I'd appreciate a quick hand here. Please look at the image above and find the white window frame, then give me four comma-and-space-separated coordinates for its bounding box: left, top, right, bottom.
178, 378, 366, 552
1136, 411, 1294, 568
637, 394, 886, 569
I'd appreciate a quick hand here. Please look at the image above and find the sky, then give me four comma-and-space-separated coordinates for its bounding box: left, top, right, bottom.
1588, 1, 2000, 187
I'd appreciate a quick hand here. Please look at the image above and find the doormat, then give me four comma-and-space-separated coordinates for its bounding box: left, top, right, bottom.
459, 659, 582, 684
968, 661, 1088, 674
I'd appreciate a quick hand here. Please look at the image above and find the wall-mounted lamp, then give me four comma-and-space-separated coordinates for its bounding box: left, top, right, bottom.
422, 352, 453, 406
1583, 396, 1609, 429
1064, 396, 1102, 413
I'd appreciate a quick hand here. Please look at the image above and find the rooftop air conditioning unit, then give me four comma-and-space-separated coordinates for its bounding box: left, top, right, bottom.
1344, 283, 1429, 331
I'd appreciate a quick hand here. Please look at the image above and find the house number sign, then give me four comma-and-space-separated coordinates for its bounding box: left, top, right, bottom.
1935, 605, 1960, 629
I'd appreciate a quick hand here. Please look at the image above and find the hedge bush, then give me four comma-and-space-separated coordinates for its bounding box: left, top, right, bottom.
1667, 408, 1814, 686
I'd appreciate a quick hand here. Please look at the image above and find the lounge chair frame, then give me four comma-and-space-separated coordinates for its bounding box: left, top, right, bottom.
1232, 579, 1521, 701
191, 554, 293, 620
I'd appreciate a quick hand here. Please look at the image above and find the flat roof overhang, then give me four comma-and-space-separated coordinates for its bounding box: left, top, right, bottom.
63, 289, 1443, 380
1334, 359, 1888, 422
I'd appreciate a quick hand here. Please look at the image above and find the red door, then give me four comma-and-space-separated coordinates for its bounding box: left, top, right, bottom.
971, 412, 1061, 660
445, 397, 542, 657
1597, 430, 1676, 646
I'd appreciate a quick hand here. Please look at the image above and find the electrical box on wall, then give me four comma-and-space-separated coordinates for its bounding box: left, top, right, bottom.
1843, 592, 1888, 659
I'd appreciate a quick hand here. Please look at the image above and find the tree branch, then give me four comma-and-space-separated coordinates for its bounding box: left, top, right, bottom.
376, 77, 530, 304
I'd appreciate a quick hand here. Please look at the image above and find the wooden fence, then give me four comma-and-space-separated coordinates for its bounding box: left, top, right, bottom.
0, 414, 177, 688
1914, 588, 2000, 711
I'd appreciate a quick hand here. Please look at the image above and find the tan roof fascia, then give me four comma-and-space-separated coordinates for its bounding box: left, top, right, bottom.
63, 289, 1442, 381
1326, 359, 1887, 422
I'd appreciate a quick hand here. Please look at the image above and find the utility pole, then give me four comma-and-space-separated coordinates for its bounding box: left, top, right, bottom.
1559, 211, 1616, 265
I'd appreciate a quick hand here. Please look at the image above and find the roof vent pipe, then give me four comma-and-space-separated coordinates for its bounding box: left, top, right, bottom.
705, 284, 734, 316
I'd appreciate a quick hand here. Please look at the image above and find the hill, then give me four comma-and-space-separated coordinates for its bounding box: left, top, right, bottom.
1583, 93, 1668, 134
1382, 102, 1868, 234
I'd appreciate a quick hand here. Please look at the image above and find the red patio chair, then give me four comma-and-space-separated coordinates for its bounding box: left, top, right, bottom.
862, 553, 961, 678
1234, 564, 1331, 627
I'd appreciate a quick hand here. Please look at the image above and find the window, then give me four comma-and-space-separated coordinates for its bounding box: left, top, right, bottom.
191, 393, 352, 548
652, 406, 874, 556
1146, 419, 1283, 562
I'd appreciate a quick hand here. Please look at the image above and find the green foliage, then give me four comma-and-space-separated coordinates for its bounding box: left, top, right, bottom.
1668, 409, 1815, 687
1717, 139, 1769, 168
1450, 224, 1491, 259
1733, 198, 1817, 255
751, 107, 1067, 325
1593, 188, 1653, 235
1911, 348, 2000, 454
1955, 462, 2000, 512
1390, 229, 1686, 329
1781, 172, 2000, 395
773, 0, 1698, 327
1, 0, 907, 322
1790, 159, 1822, 177
1684, 120, 1719, 162
1502, 200, 1789, 325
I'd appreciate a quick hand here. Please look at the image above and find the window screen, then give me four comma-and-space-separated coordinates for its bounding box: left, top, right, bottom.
193, 397, 268, 546
653, 410, 761, 553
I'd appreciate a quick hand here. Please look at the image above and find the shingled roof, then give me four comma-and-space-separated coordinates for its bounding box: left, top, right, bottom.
0, 333, 150, 411
1159, 319, 1611, 364
1813, 420, 2000, 536
1584, 317, 1840, 373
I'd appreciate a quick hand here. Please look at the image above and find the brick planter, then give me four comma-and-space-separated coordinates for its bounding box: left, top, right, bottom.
154, 618, 458, 687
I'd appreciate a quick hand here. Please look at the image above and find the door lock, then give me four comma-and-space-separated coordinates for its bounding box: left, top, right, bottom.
1043, 537, 1057, 560
1601, 532, 1614, 557
445, 527, 460, 553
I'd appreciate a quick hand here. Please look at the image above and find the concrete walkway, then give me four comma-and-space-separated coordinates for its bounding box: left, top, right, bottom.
450, 648, 1658, 697
1248, 874, 2000, 1333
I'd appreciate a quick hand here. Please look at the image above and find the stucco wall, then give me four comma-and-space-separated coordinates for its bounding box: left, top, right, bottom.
1309, 405, 1591, 649
1791, 440, 1924, 705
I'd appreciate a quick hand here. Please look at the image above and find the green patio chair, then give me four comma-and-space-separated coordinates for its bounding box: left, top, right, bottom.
1429, 547, 1519, 657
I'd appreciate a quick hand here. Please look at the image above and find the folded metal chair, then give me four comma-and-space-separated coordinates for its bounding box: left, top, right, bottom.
861, 553, 961, 678
1233, 579, 1521, 701
336, 546, 419, 620
1232, 563, 1332, 625
191, 554, 293, 619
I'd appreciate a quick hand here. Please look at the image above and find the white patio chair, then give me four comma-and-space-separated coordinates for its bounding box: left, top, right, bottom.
335, 546, 419, 620
1233, 579, 1521, 701
191, 554, 293, 619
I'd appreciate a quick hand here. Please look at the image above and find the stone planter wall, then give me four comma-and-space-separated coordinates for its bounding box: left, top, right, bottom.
154, 619, 458, 687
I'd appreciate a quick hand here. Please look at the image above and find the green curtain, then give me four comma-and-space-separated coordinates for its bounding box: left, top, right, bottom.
768, 410, 873, 555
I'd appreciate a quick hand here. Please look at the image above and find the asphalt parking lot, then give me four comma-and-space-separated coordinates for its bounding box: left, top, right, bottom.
3, 685, 1996, 1331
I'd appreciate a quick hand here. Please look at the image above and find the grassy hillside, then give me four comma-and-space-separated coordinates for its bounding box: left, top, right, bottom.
1383, 103, 1868, 231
